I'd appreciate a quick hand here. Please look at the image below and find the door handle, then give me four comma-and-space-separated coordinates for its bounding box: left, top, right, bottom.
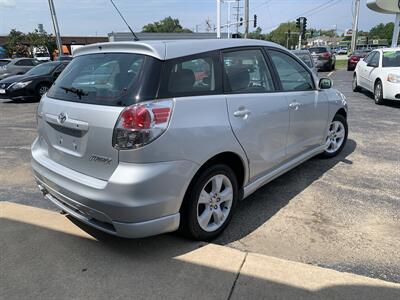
233, 108, 251, 118
289, 102, 302, 110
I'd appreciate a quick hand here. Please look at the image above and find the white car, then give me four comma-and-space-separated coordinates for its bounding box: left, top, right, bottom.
353, 47, 400, 104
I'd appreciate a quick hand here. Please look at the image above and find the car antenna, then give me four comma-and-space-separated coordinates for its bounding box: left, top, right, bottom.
110, 0, 139, 41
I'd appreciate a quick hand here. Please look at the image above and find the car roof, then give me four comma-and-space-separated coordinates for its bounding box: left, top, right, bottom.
74, 39, 285, 60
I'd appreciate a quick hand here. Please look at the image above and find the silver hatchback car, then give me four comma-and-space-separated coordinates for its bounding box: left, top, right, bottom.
32, 39, 348, 240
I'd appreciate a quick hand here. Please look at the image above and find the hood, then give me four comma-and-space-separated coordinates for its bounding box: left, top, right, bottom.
0, 74, 28, 84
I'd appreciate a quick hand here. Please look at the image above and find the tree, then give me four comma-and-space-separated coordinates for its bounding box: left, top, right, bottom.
4, 29, 56, 58
369, 22, 394, 44
4, 29, 27, 57
142, 17, 192, 33
247, 27, 265, 40
266, 22, 297, 48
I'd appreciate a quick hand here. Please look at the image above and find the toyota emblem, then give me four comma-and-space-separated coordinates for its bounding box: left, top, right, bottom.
58, 112, 67, 124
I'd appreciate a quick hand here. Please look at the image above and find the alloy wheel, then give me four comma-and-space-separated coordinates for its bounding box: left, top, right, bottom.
196, 174, 233, 232
325, 120, 345, 154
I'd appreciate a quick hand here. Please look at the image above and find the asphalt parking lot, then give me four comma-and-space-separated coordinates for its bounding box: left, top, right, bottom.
1, 69, 399, 284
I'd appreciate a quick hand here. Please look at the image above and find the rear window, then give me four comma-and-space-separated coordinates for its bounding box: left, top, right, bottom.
0, 60, 10, 67
382, 51, 400, 67
309, 47, 328, 53
47, 53, 162, 106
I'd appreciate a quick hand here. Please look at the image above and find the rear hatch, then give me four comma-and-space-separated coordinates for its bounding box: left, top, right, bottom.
38, 52, 161, 180
309, 47, 329, 62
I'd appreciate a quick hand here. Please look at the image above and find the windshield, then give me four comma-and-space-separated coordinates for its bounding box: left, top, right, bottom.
26, 63, 59, 76
0, 60, 10, 67
47, 53, 161, 106
382, 51, 400, 67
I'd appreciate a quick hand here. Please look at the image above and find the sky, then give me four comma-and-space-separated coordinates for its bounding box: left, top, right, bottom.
0, 0, 396, 36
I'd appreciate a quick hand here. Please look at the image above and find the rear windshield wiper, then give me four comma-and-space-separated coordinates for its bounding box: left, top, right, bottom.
60, 86, 88, 99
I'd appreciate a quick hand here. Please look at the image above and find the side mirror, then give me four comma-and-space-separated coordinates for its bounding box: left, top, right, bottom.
319, 78, 332, 89
367, 62, 378, 68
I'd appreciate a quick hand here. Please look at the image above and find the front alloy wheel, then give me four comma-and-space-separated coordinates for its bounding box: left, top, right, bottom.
374, 81, 384, 105
321, 114, 348, 158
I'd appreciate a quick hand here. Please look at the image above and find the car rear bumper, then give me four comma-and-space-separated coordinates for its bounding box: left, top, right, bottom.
31, 137, 198, 238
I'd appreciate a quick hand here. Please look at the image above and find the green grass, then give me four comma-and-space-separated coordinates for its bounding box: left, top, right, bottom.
335, 59, 347, 70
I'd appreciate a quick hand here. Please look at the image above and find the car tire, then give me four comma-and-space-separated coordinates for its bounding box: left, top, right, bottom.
374, 80, 384, 105
320, 114, 348, 159
36, 83, 51, 100
179, 164, 238, 241
352, 74, 360, 92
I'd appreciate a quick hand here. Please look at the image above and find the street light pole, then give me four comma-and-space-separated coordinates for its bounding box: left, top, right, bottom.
217, 0, 221, 38
244, 0, 249, 38
392, 13, 400, 47
350, 0, 360, 53
48, 0, 63, 57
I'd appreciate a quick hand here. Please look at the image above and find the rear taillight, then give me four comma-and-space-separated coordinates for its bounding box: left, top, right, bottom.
322, 52, 331, 58
113, 100, 173, 150
350, 55, 360, 61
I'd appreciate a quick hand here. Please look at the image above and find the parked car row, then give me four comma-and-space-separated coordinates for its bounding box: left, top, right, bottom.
0, 61, 69, 101
0, 58, 43, 80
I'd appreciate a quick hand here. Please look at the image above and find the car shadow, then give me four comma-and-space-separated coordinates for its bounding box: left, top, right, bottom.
0, 98, 39, 104
359, 89, 400, 108
215, 139, 357, 244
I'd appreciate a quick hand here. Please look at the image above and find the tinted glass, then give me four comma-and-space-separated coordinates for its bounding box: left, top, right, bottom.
269, 50, 314, 91
370, 52, 380, 66
223, 49, 274, 93
364, 52, 375, 64
293, 53, 313, 68
309, 47, 327, 53
0, 60, 10, 67
15, 59, 33, 66
382, 50, 400, 67
25, 62, 59, 76
162, 55, 217, 96
47, 53, 160, 106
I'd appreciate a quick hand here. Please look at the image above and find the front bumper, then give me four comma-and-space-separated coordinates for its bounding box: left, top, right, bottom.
0, 87, 36, 101
31, 138, 198, 238
383, 81, 400, 101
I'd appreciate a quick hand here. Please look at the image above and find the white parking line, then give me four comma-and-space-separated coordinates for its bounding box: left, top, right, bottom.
327, 71, 334, 77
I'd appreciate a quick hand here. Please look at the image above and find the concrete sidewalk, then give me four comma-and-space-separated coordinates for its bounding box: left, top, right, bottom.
1, 201, 399, 300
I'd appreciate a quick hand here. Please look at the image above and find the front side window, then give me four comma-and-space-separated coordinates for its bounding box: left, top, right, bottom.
47, 53, 161, 106
223, 49, 274, 93
369, 52, 380, 66
159, 53, 219, 97
382, 50, 400, 67
269, 50, 314, 91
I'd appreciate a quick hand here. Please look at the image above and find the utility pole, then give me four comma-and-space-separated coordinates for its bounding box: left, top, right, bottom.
392, 13, 400, 47
233, 0, 242, 35
217, 0, 221, 38
350, 0, 360, 53
244, 0, 249, 38
48, 0, 62, 57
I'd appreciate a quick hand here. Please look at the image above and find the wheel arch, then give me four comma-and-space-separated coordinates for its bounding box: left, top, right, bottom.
335, 108, 347, 119
182, 151, 248, 206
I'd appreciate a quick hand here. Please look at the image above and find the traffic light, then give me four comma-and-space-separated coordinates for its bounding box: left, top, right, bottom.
253, 14, 257, 28
296, 18, 301, 29
302, 17, 307, 33
310, 30, 314, 37
240, 17, 243, 26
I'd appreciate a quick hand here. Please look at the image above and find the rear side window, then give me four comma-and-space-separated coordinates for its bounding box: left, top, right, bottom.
269, 50, 314, 91
15, 59, 34, 66
0, 60, 10, 67
158, 51, 221, 98
47, 53, 162, 106
223, 49, 275, 93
